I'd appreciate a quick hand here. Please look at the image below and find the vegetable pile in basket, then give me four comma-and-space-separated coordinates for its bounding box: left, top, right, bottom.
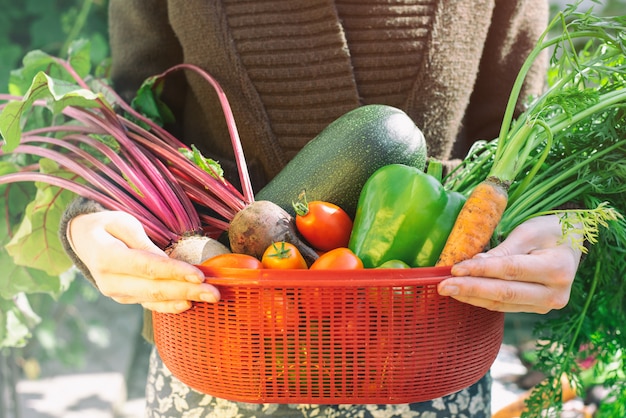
1, 2, 626, 415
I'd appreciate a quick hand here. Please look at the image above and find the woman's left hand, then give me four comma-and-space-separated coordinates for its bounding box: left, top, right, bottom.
437, 215, 582, 313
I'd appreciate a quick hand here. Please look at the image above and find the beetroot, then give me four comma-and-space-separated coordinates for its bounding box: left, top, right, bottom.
229, 200, 318, 264
0, 53, 316, 265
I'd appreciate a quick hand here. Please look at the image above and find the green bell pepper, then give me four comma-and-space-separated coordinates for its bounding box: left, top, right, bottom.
348, 163, 466, 268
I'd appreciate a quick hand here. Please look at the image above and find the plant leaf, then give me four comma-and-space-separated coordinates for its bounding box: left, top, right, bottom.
9, 50, 61, 96
0, 162, 60, 299
4, 159, 75, 276
8, 40, 92, 96
0, 295, 42, 348
180, 145, 224, 179
131, 75, 175, 127
0, 160, 36, 221
0, 253, 64, 299
65, 39, 92, 79
0, 71, 107, 151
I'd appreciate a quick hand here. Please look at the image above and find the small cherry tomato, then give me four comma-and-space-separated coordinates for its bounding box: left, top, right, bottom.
200, 253, 263, 269
261, 241, 308, 269
293, 193, 353, 252
309, 247, 363, 270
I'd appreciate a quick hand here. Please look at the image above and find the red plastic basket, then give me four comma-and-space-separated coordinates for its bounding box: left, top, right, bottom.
152, 266, 504, 404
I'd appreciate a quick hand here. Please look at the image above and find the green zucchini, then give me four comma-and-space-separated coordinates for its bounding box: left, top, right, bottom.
256, 104, 427, 218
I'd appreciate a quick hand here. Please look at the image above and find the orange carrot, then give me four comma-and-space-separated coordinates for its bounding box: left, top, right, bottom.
436, 176, 509, 266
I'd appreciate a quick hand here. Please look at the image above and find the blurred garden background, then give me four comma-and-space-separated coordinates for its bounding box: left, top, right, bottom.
0, 0, 109, 93
1, 1, 625, 417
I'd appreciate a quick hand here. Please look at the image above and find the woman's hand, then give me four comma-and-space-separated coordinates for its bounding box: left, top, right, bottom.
437, 215, 582, 313
67, 211, 220, 313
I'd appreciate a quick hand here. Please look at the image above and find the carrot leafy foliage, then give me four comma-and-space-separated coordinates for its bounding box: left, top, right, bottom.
445, 3, 626, 415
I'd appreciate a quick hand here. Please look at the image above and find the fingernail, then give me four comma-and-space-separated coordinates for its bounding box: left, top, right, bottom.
175, 301, 191, 311
439, 285, 459, 296
200, 292, 218, 303
474, 252, 491, 258
451, 265, 469, 276
186, 274, 203, 283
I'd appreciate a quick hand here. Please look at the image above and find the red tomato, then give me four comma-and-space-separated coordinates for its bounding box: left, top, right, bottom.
200, 253, 263, 269
294, 199, 353, 252
261, 242, 308, 269
309, 247, 363, 270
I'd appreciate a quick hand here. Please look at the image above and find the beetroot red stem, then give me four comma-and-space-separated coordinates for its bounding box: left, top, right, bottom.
156, 64, 255, 204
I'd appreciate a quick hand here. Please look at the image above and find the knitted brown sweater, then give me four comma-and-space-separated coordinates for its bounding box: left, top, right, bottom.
63, 0, 549, 341
108, 0, 548, 188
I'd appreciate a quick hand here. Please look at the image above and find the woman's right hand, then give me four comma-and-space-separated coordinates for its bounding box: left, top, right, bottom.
67, 211, 220, 313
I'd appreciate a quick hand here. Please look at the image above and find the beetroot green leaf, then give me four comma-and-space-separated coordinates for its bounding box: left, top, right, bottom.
0, 295, 41, 348
131, 75, 175, 127
8, 39, 92, 97
0, 254, 66, 299
4, 158, 75, 276
0, 160, 35, 221
0, 70, 108, 152
0, 161, 69, 298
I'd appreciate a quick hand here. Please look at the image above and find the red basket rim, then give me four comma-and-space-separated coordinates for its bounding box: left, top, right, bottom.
196, 265, 453, 287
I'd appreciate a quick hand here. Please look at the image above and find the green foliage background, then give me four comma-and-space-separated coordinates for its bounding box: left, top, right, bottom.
0, 0, 110, 372
0, 0, 109, 94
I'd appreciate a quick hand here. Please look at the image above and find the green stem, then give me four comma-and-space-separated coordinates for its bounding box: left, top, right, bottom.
445, 141, 497, 193
564, 259, 601, 363
494, 11, 614, 158
491, 6, 624, 178
60, 0, 93, 58
499, 182, 587, 237
506, 141, 619, 215
426, 160, 443, 182
499, 134, 626, 236
491, 86, 626, 183
491, 120, 535, 180
549, 89, 626, 133
507, 119, 553, 202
